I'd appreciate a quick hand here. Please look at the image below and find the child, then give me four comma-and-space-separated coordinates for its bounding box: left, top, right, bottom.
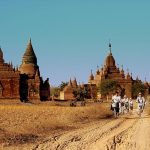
129, 98, 133, 111
122, 95, 129, 113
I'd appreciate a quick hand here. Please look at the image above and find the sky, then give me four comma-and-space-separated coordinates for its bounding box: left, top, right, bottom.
0, 0, 150, 86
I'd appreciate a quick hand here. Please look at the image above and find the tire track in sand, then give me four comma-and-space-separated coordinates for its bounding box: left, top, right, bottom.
33, 115, 136, 150
90, 110, 150, 150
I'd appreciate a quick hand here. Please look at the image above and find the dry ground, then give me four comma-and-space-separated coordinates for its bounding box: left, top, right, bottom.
0, 101, 111, 150
0, 100, 150, 150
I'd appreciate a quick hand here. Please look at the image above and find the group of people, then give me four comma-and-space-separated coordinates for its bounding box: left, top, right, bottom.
111, 91, 146, 118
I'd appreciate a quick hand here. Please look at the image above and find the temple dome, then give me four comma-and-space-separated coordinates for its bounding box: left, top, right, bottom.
105, 52, 116, 67
19, 39, 39, 77
104, 44, 116, 67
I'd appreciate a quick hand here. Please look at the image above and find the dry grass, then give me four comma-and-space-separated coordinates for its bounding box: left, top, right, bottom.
0, 102, 111, 146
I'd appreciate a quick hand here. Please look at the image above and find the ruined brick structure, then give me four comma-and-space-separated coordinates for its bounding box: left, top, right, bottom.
0, 39, 50, 102
0, 48, 20, 99
88, 43, 133, 98
60, 78, 77, 100
60, 78, 97, 100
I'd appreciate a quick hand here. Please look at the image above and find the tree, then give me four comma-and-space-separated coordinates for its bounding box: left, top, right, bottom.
132, 82, 146, 98
98, 79, 118, 98
50, 86, 60, 98
73, 87, 88, 101
59, 81, 68, 91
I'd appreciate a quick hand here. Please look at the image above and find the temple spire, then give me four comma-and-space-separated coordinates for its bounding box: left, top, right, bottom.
91, 69, 93, 75
0, 47, 3, 55
0, 47, 4, 64
72, 77, 78, 88
89, 69, 94, 80
96, 65, 100, 75
68, 78, 72, 87
109, 42, 112, 54
19, 39, 39, 76
29, 38, 31, 44
22, 38, 37, 65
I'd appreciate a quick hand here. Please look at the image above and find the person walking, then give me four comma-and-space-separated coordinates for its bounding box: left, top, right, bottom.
121, 95, 129, 114
129, 98, 133, 112
124, 95, 129, 113
136, 93, 145, 117
111, 91, 121, 118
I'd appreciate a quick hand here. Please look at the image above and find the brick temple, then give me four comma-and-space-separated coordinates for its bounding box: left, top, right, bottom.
0, 39, 50, 102
0, 48, 20, 99
60, 78, 79, 100
88, 43, 133, 98
60, 43, 150, 100
60, 78, 97, 100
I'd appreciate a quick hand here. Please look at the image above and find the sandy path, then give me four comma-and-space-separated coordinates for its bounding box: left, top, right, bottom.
131, 115, 150, 150
2, 106, 150, 150
90, 110, 150, 150
32, 109, 149, 150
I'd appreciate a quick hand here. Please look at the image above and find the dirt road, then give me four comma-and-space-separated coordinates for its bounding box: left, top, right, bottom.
1, 103, 150, 150
31, 107, 150, 150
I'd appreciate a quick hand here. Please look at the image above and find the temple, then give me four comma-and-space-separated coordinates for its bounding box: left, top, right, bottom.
60, 78, 78, 100
0, 40, 149, 101
58, 43, 150, 100
88, 43, 133, 98
0, 39, 50, 102
0, 48, 20, 99
60, 78, 97, 100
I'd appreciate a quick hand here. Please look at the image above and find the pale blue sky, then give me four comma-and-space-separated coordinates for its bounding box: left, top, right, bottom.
0, 1, 150, 85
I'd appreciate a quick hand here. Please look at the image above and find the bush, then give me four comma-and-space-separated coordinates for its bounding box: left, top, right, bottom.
132, 82, 146, 98
98, 79, 118, 97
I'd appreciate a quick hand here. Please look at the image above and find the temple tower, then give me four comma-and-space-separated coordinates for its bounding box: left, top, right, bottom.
19, 39, 39, 77
19, 39, 41, 102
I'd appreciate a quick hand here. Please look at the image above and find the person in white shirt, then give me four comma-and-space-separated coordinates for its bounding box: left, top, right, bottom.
111, 91, 121, 118
136, 92, 145, 115
120, 95, 128, 114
